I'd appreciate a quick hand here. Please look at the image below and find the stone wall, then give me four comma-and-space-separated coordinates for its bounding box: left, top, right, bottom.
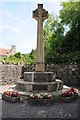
22, 64, 80, 86
0, 64, 80, 86
53, 64, 80, 86
0, 64, 22, 84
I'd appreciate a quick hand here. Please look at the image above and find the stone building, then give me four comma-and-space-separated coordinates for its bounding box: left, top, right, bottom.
0, 45, 16, 58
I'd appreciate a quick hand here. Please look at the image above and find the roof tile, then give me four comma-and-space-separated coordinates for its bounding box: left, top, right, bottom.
0, 49, 9, 56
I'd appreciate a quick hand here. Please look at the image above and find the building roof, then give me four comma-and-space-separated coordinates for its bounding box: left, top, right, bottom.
0, 48, 9, 56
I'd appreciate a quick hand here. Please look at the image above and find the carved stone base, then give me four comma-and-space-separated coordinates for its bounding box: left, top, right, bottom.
17, 79, 63, 92
24, 72, 56, 82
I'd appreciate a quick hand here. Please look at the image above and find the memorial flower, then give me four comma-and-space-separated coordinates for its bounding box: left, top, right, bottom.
62, 88, 78, 97
47, 95, 52, 99
2, 91, 20, 103
61, 87, 78, 103
30, 94, 52, 99
3, 91, 19, 97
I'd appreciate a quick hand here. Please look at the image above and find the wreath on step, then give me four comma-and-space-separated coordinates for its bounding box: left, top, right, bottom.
29, 93, 52, 100
2, 91, 20, 102
61, 88, 78, 103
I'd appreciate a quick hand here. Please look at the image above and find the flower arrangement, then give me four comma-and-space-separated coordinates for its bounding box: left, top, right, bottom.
30, 93, 52, 100
61, 88, 78, 103
27, 93, 53, 105
3, 91, 19, 97
2, 91, 20, 103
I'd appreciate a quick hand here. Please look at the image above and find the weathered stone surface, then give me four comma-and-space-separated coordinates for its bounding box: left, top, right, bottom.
33, 4, 48, 72
24, 72, 33, 82
17, 81, 26, 91
34, 72, 47, 82
33, 84, 47, 90
34, 72, 56, 82
47, 83, 57, 92
0, 64, 22, 85
16, 80, 63, 92
26, 84, 32, 92
56, 79, 63, 90
24, 72, 56, 82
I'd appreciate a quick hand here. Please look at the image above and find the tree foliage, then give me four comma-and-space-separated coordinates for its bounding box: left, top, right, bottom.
44, 13, 64, 63
4, 50, 36, 64
44, 2, 80, 64
60, 2, 80, 52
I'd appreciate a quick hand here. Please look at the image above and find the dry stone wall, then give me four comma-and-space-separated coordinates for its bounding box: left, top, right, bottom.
0, 64, 80, 86
0, 64, 22, 84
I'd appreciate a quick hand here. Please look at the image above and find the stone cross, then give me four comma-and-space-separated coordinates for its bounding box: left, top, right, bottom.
33, 4, 48, 72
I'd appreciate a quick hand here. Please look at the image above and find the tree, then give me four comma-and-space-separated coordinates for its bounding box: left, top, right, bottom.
44, 13, 64, 63
29, 49, 36, 64
44, 2, 80, 64
29, 49, 36, 59
60, 2, 80, 52
14, 52, 22, 59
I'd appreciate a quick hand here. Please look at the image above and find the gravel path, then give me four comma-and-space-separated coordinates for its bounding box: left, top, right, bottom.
1, 98, 80, 119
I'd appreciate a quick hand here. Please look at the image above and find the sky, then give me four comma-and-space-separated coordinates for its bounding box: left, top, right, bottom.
0, 0, 67, 54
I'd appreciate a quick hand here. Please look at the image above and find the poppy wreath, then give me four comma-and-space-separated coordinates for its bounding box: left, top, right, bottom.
3, 91, 19, 97
28, 94, 53, 105
30, 94, 52, 100
2, 91, 20, 102
61, 88, 78, 103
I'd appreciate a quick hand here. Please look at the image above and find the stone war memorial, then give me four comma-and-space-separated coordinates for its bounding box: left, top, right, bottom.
16, 4, 63, 93
4, 4, 78, 104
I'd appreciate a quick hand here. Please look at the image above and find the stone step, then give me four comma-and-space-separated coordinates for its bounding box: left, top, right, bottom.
16, 79, 63, 92
7, 85, 71, 101
2, 85, 79, 104
24, 72, 56, 82
17, 79, 62, 85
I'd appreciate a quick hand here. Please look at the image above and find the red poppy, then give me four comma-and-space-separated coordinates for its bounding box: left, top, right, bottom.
48, 95, 52, 99
4, 91, 19, 97
62, 88, 77, 97
11, 92, 19, 96
4, 91, 10, 96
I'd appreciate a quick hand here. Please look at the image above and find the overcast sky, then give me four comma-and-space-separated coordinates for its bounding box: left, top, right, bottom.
0, 0, 65, 53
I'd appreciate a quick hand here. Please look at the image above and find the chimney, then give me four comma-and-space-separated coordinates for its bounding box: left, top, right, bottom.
11, 45, 16, 54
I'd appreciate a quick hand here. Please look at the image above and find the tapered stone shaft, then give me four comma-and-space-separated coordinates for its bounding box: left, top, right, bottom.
33, 4, 48, 72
